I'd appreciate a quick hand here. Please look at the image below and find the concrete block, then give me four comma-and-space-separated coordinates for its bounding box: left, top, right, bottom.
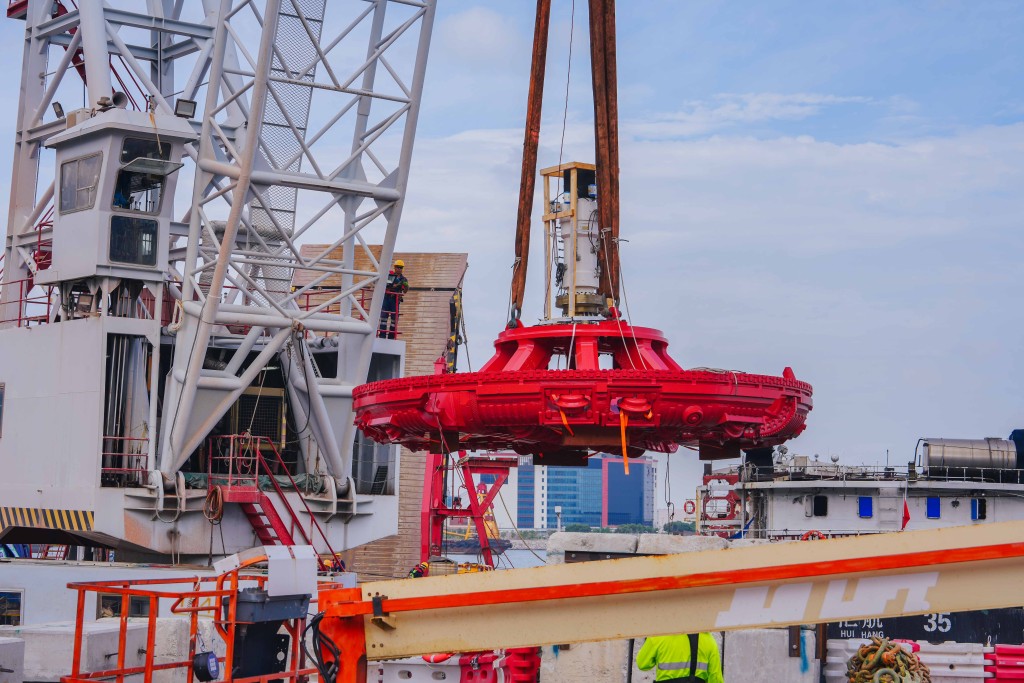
373, 655, 461, 681
637, 534, 728, 554
540, 641, 632, 682
0, 620, 147, 682
728, 538, 776, 548
725, 628, 818, 683
546, 532, 638, 555
148, 618, 226, 683
0, 638, 24, 683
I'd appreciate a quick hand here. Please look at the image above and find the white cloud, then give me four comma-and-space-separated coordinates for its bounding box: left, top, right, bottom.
628, 93, 872, 139
396, 109, 1024, 466
435, 7, 523, 64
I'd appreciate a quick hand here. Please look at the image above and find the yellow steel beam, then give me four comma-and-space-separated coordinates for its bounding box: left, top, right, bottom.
321, 521, 1024, 659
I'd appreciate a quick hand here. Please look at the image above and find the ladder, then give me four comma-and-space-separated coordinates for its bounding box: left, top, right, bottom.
207, 434, 338, 568
219, 490, 297, 547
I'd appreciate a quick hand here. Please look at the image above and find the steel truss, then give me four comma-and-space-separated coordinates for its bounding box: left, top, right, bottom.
1, 0, 436, 493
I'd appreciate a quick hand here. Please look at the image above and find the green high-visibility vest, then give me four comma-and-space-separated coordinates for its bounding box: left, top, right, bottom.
636, 632, 724, 683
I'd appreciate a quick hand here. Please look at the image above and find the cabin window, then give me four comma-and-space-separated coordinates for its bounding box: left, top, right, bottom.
120, 137, 170, 164
926, 497, 941, 519
97, 593, 154, 619
109, 216, 158, 266
971, 498, 987, 521
858, 496, 873, 518
59, 153, 102, 213
112, 137, 180, 214
0, 590, 22, 626
812, 495, 828, 517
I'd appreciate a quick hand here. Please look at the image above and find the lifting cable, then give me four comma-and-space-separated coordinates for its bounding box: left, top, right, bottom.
509, 0, 553, 322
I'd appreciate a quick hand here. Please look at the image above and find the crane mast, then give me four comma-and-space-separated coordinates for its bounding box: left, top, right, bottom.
0, 0, 436, 558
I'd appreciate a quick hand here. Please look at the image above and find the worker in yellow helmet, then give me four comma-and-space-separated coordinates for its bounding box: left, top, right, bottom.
379, 259, 409, 339
636, 632, 724, 683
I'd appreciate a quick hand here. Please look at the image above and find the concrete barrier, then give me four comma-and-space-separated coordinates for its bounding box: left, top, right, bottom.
725, 629, 818, 683
541, 641, 636, 681
0, 620, 147, 682
372, 655, 461, 681
0, 637, 24, 683
636, 534, 728, 554
149, 618, 227, 683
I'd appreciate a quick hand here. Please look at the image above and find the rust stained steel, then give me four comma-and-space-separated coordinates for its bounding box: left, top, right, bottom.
510, 0, 552, 317
353, 320, 812, 463
589, 0, 621, 304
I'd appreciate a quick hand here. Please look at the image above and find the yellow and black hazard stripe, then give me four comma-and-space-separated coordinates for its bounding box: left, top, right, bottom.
0, 507, 94, 531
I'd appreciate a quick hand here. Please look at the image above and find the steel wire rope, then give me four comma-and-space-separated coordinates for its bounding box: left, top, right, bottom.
612, 239, 649, 370
450, 454, 481, 562
434, 416, 456, 558
557, 0, 577, 173
496, 488, 546, 563
454, 289, 473, 371
602, 233, 643, 370
664, 454, 674, 522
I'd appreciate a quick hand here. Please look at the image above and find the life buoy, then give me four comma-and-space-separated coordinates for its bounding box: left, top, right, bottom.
423, 653, 454, 664
702, 493, 738, 520
683, 500, 697, 515
801, 530, 827, 541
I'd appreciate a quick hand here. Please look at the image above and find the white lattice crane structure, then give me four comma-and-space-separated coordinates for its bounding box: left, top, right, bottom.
0, 0, 435, 558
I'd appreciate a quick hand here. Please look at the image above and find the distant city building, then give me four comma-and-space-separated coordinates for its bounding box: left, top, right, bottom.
515, 455, 655, 529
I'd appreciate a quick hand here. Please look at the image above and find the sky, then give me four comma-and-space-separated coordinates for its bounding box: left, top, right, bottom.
0, 2, 1022, 510
403, 1, 1024, 505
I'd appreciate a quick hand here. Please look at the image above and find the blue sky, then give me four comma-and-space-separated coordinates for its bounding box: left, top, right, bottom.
0, 2, 1021, 504
400, 1, 1024, 497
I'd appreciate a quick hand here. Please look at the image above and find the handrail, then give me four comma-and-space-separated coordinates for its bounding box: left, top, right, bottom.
255, 436, 341, 561
63, 556, 318, 683
208, 434, 340, 570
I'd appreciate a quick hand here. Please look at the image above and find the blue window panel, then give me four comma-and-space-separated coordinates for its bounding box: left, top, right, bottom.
858, 496, 873, 518
926, 497, 940, 519
971, 498, 987, 521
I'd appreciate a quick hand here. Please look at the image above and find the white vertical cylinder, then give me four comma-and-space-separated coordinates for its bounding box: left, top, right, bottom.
77, 3, 114, 107
561, 196, 601, 294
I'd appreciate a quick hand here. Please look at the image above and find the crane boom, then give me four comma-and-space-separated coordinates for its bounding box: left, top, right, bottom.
316, 521, 1024, 677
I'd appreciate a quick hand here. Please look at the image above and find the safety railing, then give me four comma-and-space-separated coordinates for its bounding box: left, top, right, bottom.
206, 434, 340, 568
63, 554, 321, 683
0, 277, 54, 327
724, 462, 1024, 485
100, 436, 150, 487
295, 287, 404, 339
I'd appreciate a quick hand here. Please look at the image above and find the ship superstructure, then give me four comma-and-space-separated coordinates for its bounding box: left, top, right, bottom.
698, 431, 1024, 539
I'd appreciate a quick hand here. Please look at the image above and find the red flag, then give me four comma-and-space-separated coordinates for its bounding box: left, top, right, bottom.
901, 500, 911, 530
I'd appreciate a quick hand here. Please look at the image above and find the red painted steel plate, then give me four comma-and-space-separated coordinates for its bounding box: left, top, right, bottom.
353, 321, 812, 463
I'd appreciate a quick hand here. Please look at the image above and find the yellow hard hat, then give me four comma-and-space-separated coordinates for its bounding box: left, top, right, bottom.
394, 259, 405, 268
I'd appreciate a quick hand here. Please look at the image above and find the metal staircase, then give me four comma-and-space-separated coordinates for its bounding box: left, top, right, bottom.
207, 434, 338, 567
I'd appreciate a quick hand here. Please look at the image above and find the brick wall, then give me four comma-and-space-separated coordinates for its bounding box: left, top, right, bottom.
296, 246, 468, 579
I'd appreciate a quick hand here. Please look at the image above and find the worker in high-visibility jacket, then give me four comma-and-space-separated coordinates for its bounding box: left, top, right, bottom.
636, 632, 724, 683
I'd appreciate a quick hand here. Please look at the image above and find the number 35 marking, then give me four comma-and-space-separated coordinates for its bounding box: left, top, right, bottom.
923, 613, 952, 633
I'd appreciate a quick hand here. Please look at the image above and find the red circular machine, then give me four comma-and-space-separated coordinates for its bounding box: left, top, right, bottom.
354, 318, 812, 466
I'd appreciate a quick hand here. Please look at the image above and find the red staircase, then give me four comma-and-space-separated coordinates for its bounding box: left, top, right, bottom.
219, 489, 297, 547
207, 434, 338, 569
